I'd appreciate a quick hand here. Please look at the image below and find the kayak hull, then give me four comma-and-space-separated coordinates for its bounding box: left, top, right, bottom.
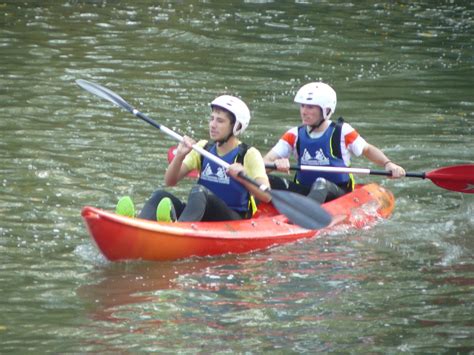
82, 183, 394, 261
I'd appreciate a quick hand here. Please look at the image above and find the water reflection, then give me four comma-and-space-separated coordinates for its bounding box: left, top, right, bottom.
77, 241, 356, 322
77, 257, 237, 322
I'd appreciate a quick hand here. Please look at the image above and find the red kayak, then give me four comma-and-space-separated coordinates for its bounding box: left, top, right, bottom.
82, 183, 394, 262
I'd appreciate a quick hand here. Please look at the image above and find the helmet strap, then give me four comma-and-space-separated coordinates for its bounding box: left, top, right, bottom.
216, 125, 236, 146
308, 117, 325, 133
216, 133, 233, 146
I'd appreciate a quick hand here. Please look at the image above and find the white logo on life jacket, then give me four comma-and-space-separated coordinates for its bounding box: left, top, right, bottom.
201, 163, 230, 184
301, 148, 330, 166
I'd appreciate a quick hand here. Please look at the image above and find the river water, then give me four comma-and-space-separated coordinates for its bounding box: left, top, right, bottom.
1, 0, 473, 353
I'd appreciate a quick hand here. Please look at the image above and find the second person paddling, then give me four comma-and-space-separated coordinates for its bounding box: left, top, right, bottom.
264, 81, 406, 203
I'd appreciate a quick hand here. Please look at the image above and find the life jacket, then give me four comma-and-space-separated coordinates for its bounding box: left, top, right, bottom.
295, 117, 354, 190
198, 142, 257, 216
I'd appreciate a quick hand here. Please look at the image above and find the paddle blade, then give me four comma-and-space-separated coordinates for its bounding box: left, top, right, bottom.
426, 164, 474, 193
270, 190, 332, 230
76, 79, 134, 113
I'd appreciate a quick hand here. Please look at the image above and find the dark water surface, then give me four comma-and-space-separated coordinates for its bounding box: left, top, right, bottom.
1, 1, 473, 353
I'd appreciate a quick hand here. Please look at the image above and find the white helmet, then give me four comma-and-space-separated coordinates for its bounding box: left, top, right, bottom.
294, 82, 337, 120
211, 95, 251, 136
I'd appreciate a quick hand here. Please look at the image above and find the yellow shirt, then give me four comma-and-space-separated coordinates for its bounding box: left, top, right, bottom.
183, 140, 268, 181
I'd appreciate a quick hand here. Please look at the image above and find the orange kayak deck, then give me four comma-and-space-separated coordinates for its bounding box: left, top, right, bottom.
82, 183, 394, 262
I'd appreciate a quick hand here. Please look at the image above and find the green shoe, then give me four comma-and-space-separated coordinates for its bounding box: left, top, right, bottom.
156, 197, 176, 222
115, 196, 136, 218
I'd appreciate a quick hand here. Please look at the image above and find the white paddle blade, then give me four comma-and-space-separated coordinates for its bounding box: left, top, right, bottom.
76, 79, 133, 113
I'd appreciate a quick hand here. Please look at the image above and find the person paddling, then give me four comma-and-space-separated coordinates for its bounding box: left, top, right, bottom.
264, 81, 406, 203
116, 94, 270, 222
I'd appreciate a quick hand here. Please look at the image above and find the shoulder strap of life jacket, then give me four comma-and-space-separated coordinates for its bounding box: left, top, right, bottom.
330, 116, 344, 160
200, 141, 250, 167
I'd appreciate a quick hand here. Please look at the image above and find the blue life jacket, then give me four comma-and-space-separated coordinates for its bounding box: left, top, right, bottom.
295, 117, 353, 189
198, 142, 252, 213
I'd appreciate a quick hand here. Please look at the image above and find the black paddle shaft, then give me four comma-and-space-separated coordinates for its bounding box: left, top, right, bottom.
266, 163, 426, 179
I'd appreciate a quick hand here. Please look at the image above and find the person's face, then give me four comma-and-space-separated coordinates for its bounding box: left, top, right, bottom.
299, 104, 324, 125
209, 107, 233, 141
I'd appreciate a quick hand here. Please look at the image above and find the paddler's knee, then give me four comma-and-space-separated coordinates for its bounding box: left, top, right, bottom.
190, 184, 217, 198
190, 184, 207, 196
187, 185, 211, 206
307, 177, 329, 203
312, 177, 328, 190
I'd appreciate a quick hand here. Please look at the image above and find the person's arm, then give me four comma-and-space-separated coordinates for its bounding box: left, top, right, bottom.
229, 147, 271, 203
263, 150, 291, 173
263, 131, 296, 174
362, 143, 405, 178
342, 123, 405, 178
164, 136, 195, 186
